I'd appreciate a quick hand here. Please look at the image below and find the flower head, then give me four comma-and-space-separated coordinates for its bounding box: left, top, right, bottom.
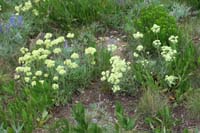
85, 47, 96, 55
151, 24, 160, 33
169, 35, 178, 44
153, 40, 161, 48
133, 32, 143, 39
165, 75, 178, 87
70, 53, 79, 59
136, 45, 143, 52
66, 33, 74, 39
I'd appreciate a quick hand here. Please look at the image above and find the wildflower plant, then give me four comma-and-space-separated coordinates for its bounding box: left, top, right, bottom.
15, 33, 97, 104
130, 23, 196, 97
101, 55, 131, 92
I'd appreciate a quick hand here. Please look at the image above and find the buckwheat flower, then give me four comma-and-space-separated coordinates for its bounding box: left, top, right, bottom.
52, 83, 59, 90
45, 59, 55, 68
113, 85, 121, 93
39, 80, 44, 84
0, 5, 2, 11
56, 65, 66, 75
16, 67, 24, 72
151, 24, 160, 33
20, 47, 29, 54
34, 0, 40, 3
136, 45, 143, 51
31, 81, 36, 86
66, 33, 75, 39
32, 76, 36, 80
70, 53, 79, 59
26, 72, 32, 76
70, 62, 78, 68
35, 71, 42, 76
14, 74, 20, 80
53, 76, 58, 81
153, 40, 161, 48
133, 52, 139, 57
36, 39, 44, 45
85, 47, 96, 55
107, 44, 117, 52
23, 67, 31, 72
53, 48, 62, 54
44, 33, 52, 39
24, 77, 30, 83
44, 73, 48, 77
57, 36, 65, 43
32, 9, 39, 16
169, 35, 178, 44
165, 75, 178, 87
133, 32, 143, 39
161, 46, 177, 62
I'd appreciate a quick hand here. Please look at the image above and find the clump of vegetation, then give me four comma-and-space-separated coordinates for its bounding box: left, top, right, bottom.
186, 89, 200, 120
134, 5, 178, 51
137, 89, 168, 117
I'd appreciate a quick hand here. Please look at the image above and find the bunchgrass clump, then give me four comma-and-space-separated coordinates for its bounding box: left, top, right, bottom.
137, 89, 168, 117
186, 89, 200, 120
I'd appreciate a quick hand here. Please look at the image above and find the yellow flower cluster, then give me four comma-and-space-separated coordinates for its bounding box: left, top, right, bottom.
101, 56, 130, 92
64, 59, 78, 69
85, 47, 96, 55
15, 33, 79, 90
165, 75, 178, 87
161, 46, 177, 62
15, 0, 43, 16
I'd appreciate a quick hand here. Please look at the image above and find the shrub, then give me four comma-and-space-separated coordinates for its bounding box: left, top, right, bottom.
134, 5, 178, 52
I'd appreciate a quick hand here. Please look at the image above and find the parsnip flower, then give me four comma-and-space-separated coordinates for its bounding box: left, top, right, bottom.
14, 74, 20, 80
133, 32, 143, 39
169, 35, 178, 44
151, 24, 160, 33
133, 52, 139, 57
53, 76, 58, 81
24, 77, 30, 83
70, 53, 79, 59
66, 33, 75, 38
165, 75, 178, 87
85, 47, 96, 55
53, 48, 62, 54
101, 56, 130, 92
52, 84, 59, 90
39, 80, 44, 84
44, 73, 48, 77
153, 40, 161, 48
45, 59, 55, 68
32, 9, 39, 16
31, 81, 36, 86
136, 45, 143, 51
44, 33, 53, 39
35, 71, 42, 76
36, 39, 44, 45
161, 46, 177, 62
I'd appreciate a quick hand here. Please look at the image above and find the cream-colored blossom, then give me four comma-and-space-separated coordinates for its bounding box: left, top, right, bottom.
70, 53, 79, 59
66, 33, 75, 39
85, 47, 96, 55
133, 32, 143, 39
151, 24, 160, 33
136, 45, 143, 51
